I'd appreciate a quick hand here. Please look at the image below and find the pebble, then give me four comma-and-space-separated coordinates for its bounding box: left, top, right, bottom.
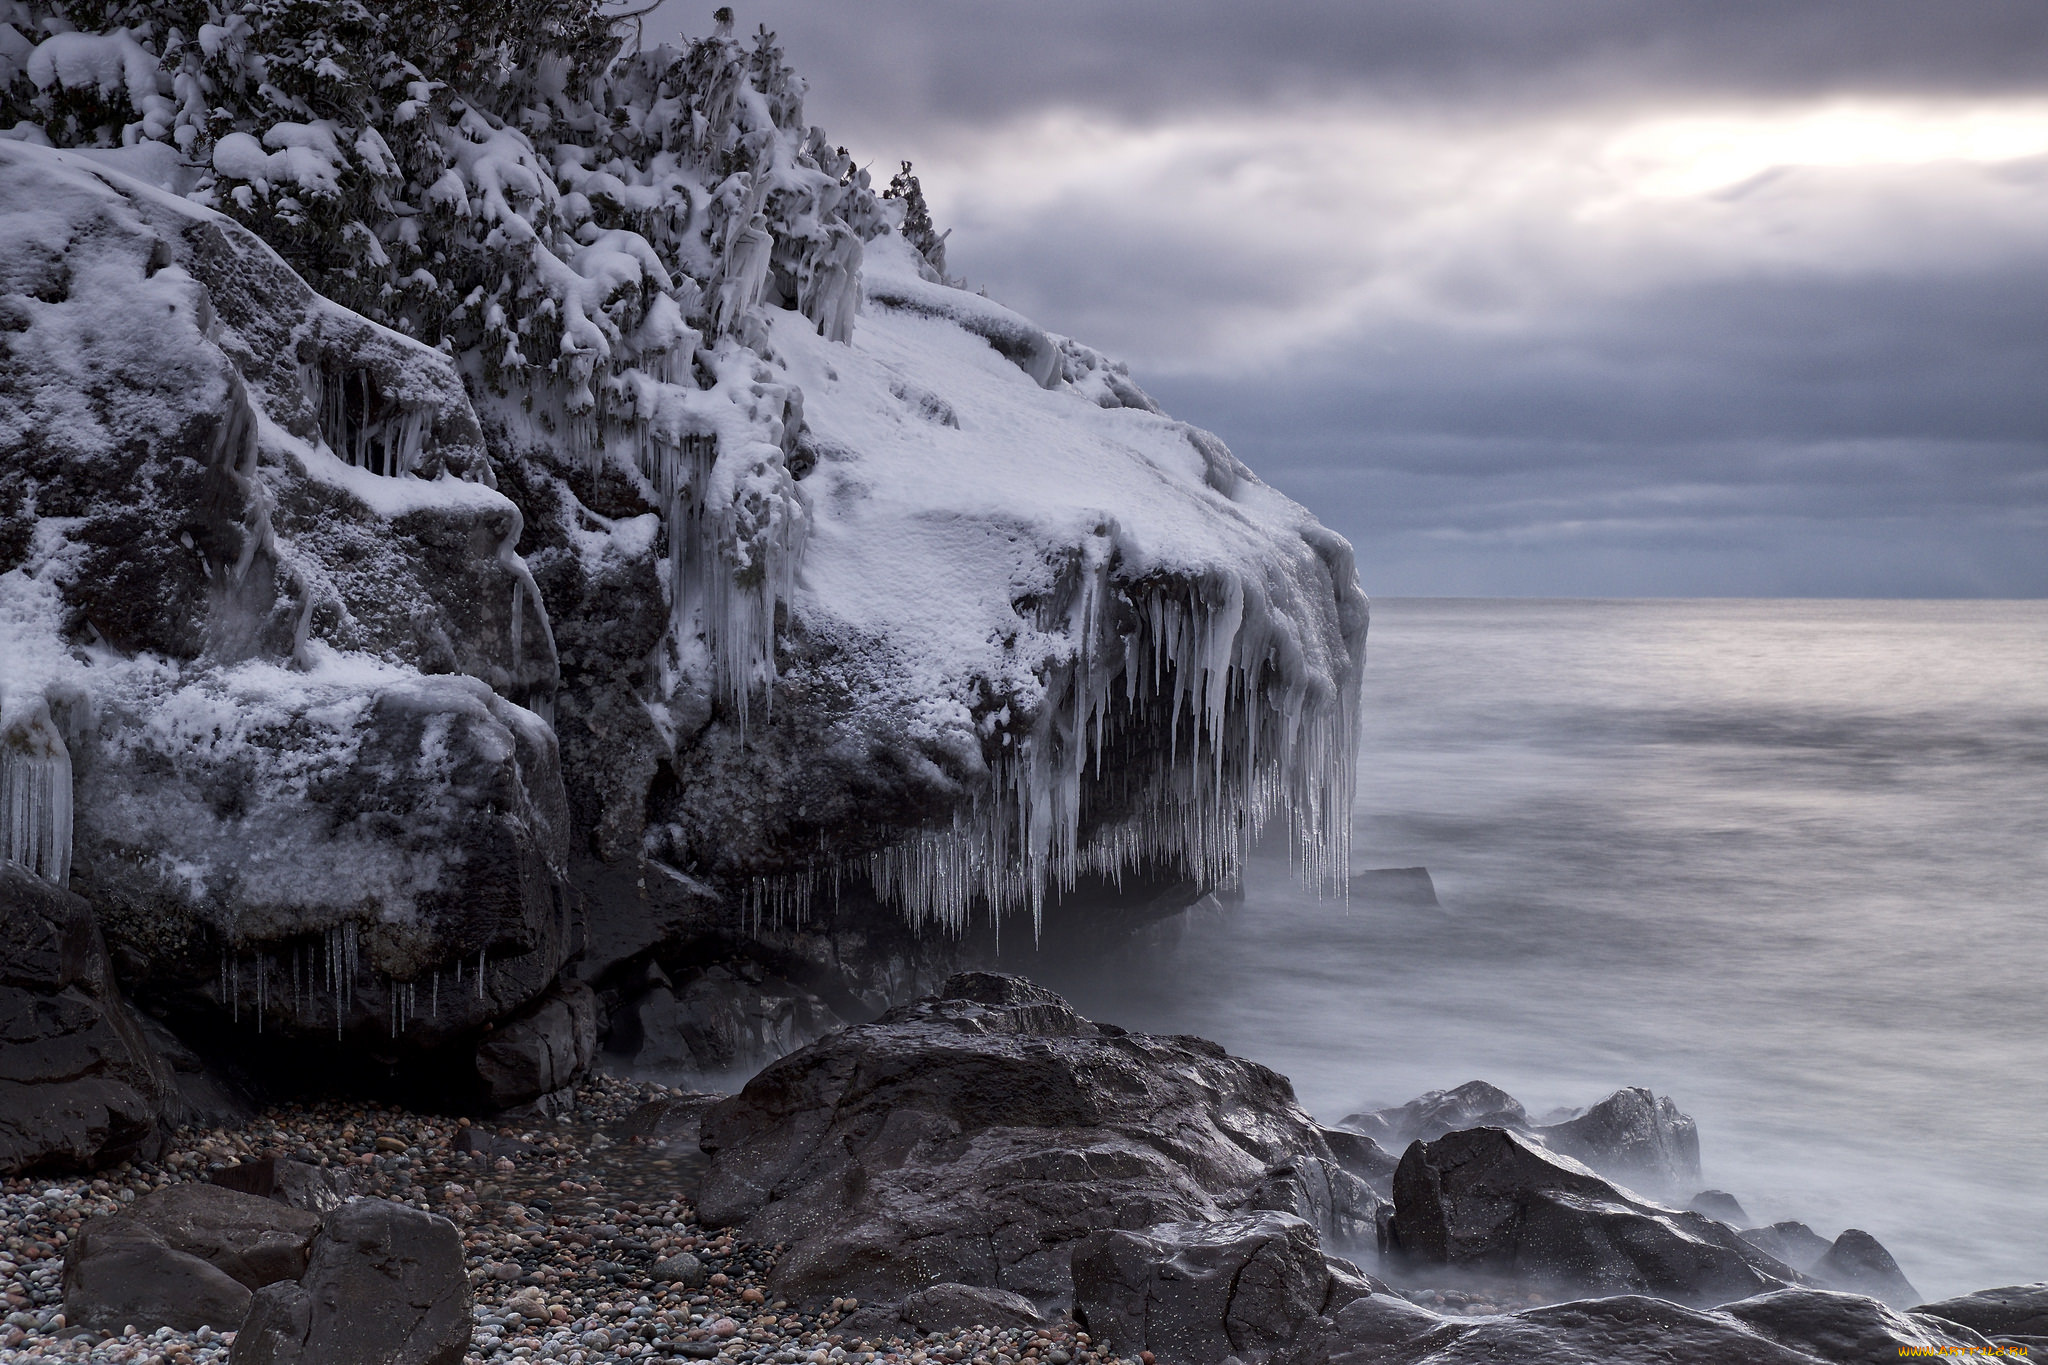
0, 1075, 1150, 1365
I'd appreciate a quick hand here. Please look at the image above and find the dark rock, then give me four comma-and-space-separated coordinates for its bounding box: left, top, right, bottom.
1914, 1282, 2048, 1339
1306, 1288, 2000, 1365
1071, 1214, 1336, 1365
125, 1011, 258, 1128
899, 1283, 1051, 1332
1347, 868, 1438, 907
1533, 1086, 1702, 1194
651, 1252, 706, 1286
1740, 1221, 1836, 1272
61, 1216, 254, 1332
1688, 1189, 1748, 1223
1317, 1127, 1400, 1188
210, 1157, 352, 1214
229, 1198, 470, 1365
109, 1182, 323, 1289
1338, 1081, 1528, 1148
476, 981, 598, 1110
1385, 1126, 1800, 1304
697, 973, 1384, 1304
0, 863, 179, 1174
1809, 1229, 1917, 1307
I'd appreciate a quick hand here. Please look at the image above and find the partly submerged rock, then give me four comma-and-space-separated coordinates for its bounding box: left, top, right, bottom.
697, 973, 1383, 1305
1338, 1082, 1529, 1149
1302, 1287, 2002, 1365
1810, 1229, 1918, 1307
1346, 868, 1439, 908
1740, 1221, 1837, 1272
1687, 1189, 1748, 1223
1531, 1086, 1702, 1196
1385, 1126, 1799, 1303
1914, 1282, 2048, 1340
0, 863, 180, 1174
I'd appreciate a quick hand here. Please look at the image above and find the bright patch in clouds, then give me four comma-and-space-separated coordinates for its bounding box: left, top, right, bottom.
914, 98, 2048, 376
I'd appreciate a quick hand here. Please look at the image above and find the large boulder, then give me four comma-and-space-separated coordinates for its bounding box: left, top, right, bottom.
59, 1215, 254, 1334
1385, 1127, 1800, 1303
475, 981, 598, 1110
697, 973, 1383, 1305
1914, 1282, 2048, 1340
1740, 1221, 1835, 1271
1532, 1087, 1702, 1195
63, 1183, 322, 1328
1809, 1229, 1917, 1307
210, 1157, 353, 1214
1071, 1213, 1362, 1365
1304, 1287, 2002, 1365
0, 863, 179, 1174
0, 144, 572, 1060
229, 1198, 471, 1365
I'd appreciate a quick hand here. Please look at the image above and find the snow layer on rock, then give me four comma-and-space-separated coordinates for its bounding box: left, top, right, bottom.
771, 234, 1368, 930
2, 144, 564, 944
3, 11, 1370, 940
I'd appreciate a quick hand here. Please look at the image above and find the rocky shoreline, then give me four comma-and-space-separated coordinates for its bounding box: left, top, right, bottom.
8, 974, 2043, 1365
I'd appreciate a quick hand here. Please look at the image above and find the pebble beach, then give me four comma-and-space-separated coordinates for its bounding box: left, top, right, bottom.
1, 1077, 1139, 1365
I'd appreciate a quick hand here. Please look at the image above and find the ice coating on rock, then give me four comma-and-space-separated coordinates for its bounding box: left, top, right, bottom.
2, 6, 1369, 946
0, 688, 72, 886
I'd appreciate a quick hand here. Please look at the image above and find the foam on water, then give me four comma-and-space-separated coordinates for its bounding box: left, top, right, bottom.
1026, 598, 2048, 1301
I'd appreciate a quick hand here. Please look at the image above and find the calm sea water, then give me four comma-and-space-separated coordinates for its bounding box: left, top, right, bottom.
1031, 598, 2048, 1301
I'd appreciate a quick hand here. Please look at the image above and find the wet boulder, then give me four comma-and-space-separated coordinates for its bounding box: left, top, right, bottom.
229, 1198, 471, 1365
1306, 1287, 2002, 1365
1532, 1086, 1702, 1195
1913, 1282, 2048, 1341
1072, 1214, 1356, 1365
1385, 1127, 1800, 1304
697, 973, 1383, 1305
1810, 1229, 1917, 1307
210, 1157, 353, 1214
1338, 1081, 1528, 1148
68, 1183, 322, 1294
60, 1216, 254, 1333
1740, 1221, 1835, 1272
1688, 1190, 1748, 1223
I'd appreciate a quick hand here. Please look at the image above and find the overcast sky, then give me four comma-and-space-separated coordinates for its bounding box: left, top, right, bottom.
652, 2, 2048, 596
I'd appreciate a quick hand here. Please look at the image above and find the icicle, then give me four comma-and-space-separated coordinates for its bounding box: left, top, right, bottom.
0, 693, 75, 886
839, 577, 1362, 937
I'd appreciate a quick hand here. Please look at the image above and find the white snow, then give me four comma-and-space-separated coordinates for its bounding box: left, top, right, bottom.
1, 20, 1369, 934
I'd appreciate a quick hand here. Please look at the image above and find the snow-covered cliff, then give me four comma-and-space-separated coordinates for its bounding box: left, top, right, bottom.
1, 3, 1365, 1074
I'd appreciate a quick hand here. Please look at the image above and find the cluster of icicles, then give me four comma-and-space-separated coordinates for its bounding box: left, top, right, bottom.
749, 580, 1362, 936
0, 690, 74, 888
214, 923, 502, 1039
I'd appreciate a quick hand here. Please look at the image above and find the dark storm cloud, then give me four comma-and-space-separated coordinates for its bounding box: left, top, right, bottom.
650, 2, 2048, 595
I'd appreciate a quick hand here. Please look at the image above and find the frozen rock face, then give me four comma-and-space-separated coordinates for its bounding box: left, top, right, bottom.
0, 145, 571, 1052
3, 6, 1368, 1091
